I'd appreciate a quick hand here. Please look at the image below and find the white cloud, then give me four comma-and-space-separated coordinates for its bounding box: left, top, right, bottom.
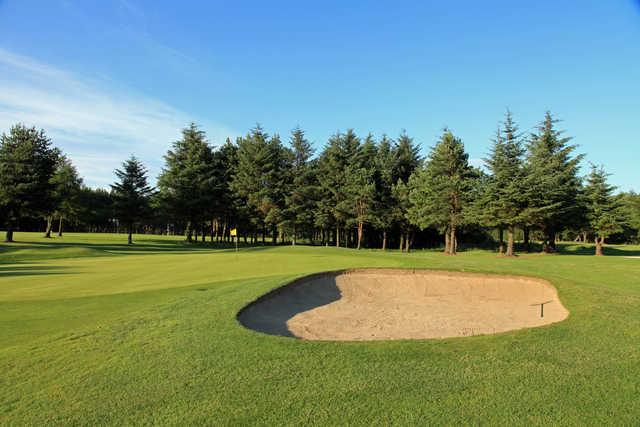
0, 48, 237, 187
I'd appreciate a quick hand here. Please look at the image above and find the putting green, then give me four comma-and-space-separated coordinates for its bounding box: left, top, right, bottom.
1, 232, 639, 424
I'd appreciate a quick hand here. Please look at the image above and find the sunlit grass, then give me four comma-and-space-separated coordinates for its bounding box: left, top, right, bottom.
1, 232, 639, 424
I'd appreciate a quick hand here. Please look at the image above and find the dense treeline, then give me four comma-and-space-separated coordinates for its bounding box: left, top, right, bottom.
1, 111, 638, 255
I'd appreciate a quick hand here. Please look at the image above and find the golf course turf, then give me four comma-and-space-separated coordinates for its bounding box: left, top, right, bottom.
1, 233, 639, 424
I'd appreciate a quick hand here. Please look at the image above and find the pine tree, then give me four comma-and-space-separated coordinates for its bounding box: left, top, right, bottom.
211, 138, 242, 242
373, 135, 396, 249
157, 123, 216, 242
111, 156, 153, 244
584, 165, 624, 255
283, 127, 317, 245
317, 129, 361, 247
481, 111, 526, 256
232, 126, 292, 244
522, 112, 583, 252
392, 131, 421, 251
407, 129, 473, 254
345, 136, 377, 249
0, 124, 59, 242
618, 192, 640, 243
393, 131, 421, 184
46, 155, 83, 238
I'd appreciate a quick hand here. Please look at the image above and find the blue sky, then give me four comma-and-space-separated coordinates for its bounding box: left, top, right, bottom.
0, 1, 639, 190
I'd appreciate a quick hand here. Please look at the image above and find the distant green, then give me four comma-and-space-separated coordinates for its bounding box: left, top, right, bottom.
1, 233, 639, 425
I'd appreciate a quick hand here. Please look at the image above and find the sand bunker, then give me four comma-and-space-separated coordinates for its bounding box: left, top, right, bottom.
238, 269, 569, 340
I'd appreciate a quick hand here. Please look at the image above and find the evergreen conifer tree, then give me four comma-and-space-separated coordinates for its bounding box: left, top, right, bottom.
407, 129, 473, 254
584, 164, 624, 255
283, 127, 317, 245
0, 124, 59, 242
522, 112, 583, 252
111, 156, 153, 244
481, 111, 526, 256
157, 123, 216, 242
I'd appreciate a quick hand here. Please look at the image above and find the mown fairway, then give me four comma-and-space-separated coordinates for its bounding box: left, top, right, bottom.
1, 233, 639, 425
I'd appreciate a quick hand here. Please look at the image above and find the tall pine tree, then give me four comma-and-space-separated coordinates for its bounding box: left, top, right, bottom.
481, 111, 526, 256
283, 127, 317, 245
157, 123, 216, 242
522, 112, 583, 252
584, 164, 624, 255
111, 156, 153, 245
407, 129, 473, 254
0, 124, 59, 242
47, 155, 83, 238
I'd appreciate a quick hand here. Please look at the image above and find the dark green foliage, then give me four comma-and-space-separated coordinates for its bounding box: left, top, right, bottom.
4, 113, 639, 250
232, 126, 293, 244
76, 187, 114, 232
111, 156, 154, 244
283, 128, 317, 245
618, 191, 640, 242
0, 124, 59, 242
407, 129, 474, 254
393, 131, 421, 184
47, 155, 83, 237
522, 112, 583, 252
373, 135, 396, 249
479, 111, 526, 256
584, 164, 625, 255
316, 129, 362, 247
157, 123, 217, 241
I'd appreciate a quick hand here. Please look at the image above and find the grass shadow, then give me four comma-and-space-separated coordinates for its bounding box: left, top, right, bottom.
0, 263, 72, 278
556, 244, 640, 257
0, 237, 275, 263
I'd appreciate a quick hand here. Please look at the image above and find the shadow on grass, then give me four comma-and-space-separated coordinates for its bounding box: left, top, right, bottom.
0, 238, 275, 262
237, 273, 342, 338
556, 244, 640, 257
0, 263, 71, 278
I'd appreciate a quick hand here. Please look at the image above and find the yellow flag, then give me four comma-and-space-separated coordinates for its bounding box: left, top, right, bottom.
230, 228, 237, 237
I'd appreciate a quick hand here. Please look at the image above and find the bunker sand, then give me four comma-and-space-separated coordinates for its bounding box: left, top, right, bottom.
238, 269, 569, 340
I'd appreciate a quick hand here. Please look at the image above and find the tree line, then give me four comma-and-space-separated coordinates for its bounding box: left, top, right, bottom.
1, 111, 638, 255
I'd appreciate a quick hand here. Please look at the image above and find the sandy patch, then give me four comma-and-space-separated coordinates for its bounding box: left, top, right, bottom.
238, 269, 569, 341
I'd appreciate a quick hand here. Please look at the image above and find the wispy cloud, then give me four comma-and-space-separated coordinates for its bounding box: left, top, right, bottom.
0, 48, 236, 187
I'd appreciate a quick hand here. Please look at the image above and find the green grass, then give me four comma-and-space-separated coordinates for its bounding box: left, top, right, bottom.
1, 232, 639, 425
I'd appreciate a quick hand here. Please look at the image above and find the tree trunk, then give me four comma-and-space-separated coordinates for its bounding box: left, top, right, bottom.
292, 225, 297, 246
382, 230, 387, 250
128, 223, 133, 245
449, 223, 457, 255
405, 232, 412, 253
595, 236, 604, 256
336, 224, 340, 248
523, 226, 530, 252
506, 227, 515, 257
399, 232, 405, 252
357, 222, 363, 249
58, 216, 64, 237
5, 227, 14, 243
444, 230, 450, 254
186, 221, 193, 242
272, 228, 278, 245
498, 228, 505, 255
543, 229, 556, 253
45, 216, 53, 238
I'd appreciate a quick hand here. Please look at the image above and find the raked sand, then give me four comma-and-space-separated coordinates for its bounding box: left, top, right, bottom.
238, 269, 569, 340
